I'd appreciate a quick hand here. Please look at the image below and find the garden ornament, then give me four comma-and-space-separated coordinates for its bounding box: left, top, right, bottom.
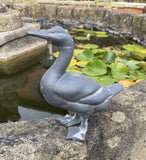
27, 26, 123, 141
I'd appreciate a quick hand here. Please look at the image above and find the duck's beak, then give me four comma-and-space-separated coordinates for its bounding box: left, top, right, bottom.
27, 30, 51, 40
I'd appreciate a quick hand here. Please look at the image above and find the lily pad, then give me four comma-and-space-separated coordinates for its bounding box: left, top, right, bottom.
94, 49, 106, 57
95, 31, 107, 35
82, 60, 107, 76
90, 75, 116, 86
96, 34, 108, 38
84, 30, 96, 34
123, 44, 145, 52
129, 70, 146, 79
103, 49, 115, 63
69, 58, 78, 66
73, 49, 84, 56
84, 44, 98, 49
110, 62, 128, 80
131, 52, 146, 60
76, 61, 89, 67
53, 51, 59, 58
67, 69, 82, 74
75, 36, 88, 40
76, 49, 94, 61
112, 49, 125, 56
67, 65, 78, 70
137, 61, 146, 71
126, 60, 140, 70
67, 65, 82, 73
115, 57, 129, 64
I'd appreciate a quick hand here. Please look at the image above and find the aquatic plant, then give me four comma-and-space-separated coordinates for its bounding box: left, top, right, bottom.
54, 44, 146, 87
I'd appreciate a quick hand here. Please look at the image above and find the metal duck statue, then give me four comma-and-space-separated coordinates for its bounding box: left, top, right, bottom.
27, 26, 123, 141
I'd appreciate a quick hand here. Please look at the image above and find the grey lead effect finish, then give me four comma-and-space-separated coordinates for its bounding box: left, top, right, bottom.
27, 26, 123, 141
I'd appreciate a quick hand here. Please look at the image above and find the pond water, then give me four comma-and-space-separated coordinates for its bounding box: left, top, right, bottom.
0, 23, 142, 123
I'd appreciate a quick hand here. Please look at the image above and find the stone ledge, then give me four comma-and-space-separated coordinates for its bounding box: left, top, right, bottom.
12, 3, 146, 44
0, 36, 48, 75
0, 9, 22, 32
0, 118, 87, 160
112, 2, 146, 9
38, 0, 146, 9
0, 23, 40, 46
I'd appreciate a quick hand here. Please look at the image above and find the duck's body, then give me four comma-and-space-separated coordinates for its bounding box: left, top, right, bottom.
27, 26, 123, 141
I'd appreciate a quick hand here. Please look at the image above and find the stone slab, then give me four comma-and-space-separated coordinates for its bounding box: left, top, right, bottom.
0, 23, 40, 46
0, 36, 48, 75
88, 79, 146, 159
0, 2, 6, 13
0, 118, 87, 160
57, 6, 73, 22
0, 9, 22, 32
73, 7, 87, 23
45, 5, 57, 21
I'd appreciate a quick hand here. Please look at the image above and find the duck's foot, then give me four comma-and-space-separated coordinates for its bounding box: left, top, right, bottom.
66, 126, 87, 141
56, 113, 81, 127
66, 118, 88, 141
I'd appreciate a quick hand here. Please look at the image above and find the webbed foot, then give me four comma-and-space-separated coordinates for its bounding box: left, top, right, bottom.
56, 113, 81, 127
66, 126, 87, 141
66, 118, 88, 141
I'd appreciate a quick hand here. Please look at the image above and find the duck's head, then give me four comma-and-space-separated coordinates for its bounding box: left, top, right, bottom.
27, 26, 73, 47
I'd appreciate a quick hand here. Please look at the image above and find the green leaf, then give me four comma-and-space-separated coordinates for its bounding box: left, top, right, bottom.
95, 31, 107, 35
71, 28, 85, 32
93, 49, 106, 55
131, 52, 146, 60
67, 69, 82, 74
53, 51, 59, 58
129, 70, 146, 79
115, 57, 129, 64
67, 66, 82, 73
73, 49, 84, 56
110, 62, 128, 80
82, 60, 107, 76
84, 44, 98, 49
90, 75, 116, 86
137, 61, 146, 71
75, 36, 88, 40
112, 49, 125, 56
126, 60, 140, 70
103, 49, 115, 63
76, 49, 94, 61
67, 66, 78, 70
123, 44, 144, 52
76, 61, 89, 67
96, 34, 108, 38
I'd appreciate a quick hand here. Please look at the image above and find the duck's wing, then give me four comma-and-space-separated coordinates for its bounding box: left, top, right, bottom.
54, 72, 102, 102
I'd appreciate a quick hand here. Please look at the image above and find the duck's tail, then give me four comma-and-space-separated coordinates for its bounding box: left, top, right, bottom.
106, 83, 123, 98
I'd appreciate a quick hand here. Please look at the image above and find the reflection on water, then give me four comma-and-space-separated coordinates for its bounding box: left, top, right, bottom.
18, 106, 62, 121
0, 64, 66, 123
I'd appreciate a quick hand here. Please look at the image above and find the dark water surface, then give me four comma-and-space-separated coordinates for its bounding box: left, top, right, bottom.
0, 64, 66, 123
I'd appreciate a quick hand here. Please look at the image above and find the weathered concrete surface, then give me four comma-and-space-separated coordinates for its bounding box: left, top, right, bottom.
13, 3, 146, 42
0, 36, 48, 75
88, 79, 146, 160
0, 80, 145, 159
57, 6, 74, 22
0, 2, 6, 13
0, 23, 40, 46
0, 9, 22, 32
0, 118, 87, 160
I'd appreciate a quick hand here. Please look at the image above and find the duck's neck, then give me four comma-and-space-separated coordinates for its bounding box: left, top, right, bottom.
49, 45, 74, 75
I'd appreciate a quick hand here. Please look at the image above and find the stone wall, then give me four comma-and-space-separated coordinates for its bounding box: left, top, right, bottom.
13, 3, 146, 44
